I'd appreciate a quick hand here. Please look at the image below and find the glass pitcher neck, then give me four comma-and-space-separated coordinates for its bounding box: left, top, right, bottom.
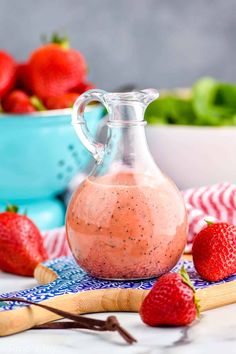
103, 121, 158, 174
108, 102, 146, 125
100, 89, 160, 173
104, 89, 159, 125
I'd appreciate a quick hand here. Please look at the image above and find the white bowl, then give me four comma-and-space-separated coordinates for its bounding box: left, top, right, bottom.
146, 125, 236, 189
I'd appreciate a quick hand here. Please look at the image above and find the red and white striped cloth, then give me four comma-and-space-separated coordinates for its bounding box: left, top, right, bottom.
43, 182, 236, 258
183, 182, 236, 252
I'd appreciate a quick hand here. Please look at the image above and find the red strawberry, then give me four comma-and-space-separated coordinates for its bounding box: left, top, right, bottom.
139, 267, 199, 326
2, 90, 36, 113
0, 51, 16, 98
0, 205, 48, 276
45, 92, 79, 110
192, 222, 236, 281
16, 62, 32, 94
28, 35, 87, 100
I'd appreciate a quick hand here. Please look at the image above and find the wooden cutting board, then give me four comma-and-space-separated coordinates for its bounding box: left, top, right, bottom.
1, 256, 236, 336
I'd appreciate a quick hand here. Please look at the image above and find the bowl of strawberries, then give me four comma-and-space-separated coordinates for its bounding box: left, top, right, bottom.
0, 35, 104, 204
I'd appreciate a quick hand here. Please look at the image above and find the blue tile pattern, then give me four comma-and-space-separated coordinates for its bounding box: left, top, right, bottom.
1, 256, 236, 312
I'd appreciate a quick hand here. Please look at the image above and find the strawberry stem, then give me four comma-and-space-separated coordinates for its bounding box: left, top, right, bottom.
194, 294, 201, 318
180, 266, 201, 317
30, 96, 46, 111
6, 204, 19, 213
180, 266, 195, 292
40, 32, 70, 49
51, 32, 69, 49
204, 219, 214, 226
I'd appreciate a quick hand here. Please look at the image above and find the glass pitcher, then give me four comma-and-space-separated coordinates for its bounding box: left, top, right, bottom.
66, 89, 188, 280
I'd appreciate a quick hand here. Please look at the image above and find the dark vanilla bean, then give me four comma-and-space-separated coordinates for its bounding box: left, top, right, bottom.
0, 297, 137, 344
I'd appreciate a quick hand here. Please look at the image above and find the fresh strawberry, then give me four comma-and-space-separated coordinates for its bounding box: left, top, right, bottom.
139, 267, 199, 326
0, 51, 16, 98
2, 90, 36, 113
45, 92, 79, 110
16, 62, 32, 94
0, 205, 48, 276
28, 35, 87, 100
192, 222, 236, 281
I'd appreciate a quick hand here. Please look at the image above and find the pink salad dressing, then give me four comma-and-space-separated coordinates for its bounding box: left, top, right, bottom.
66, 172, 188, 279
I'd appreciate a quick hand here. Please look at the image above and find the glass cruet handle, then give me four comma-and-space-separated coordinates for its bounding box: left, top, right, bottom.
72, 89, 110, 162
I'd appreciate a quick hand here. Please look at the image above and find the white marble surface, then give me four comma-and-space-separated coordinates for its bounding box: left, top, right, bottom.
1, 272, 236, 354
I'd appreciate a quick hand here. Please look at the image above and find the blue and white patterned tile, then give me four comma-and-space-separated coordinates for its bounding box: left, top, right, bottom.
0, 256, 236, 312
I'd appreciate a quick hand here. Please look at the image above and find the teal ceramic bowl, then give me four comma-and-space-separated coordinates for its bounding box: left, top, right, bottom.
0, 105, 104, 201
